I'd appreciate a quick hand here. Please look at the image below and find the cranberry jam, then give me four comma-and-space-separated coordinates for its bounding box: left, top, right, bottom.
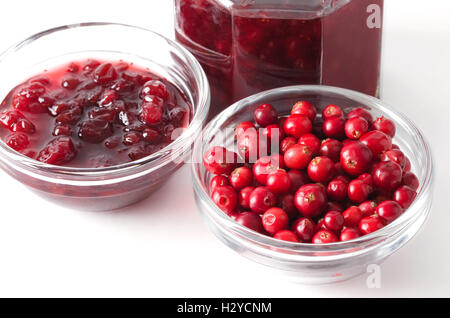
175, 0, 384, 115
0, 60, 191, 167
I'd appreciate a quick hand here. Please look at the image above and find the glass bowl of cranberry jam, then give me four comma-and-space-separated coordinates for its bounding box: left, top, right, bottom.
0, 23, 210, 211
192, 85, 433, 284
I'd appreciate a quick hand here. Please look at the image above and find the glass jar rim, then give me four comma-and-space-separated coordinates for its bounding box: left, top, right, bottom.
0, 22, 210, 179
192, 85, 433, 252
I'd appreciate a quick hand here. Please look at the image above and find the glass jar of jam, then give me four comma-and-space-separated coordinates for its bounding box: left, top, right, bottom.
175, 0, 384, 116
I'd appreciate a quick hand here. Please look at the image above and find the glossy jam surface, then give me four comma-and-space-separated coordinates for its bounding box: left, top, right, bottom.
0, 60, 191, 167
175, 0, 383, 115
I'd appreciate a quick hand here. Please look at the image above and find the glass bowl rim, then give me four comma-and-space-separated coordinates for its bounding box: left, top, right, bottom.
191, 84, 434, 251
0, 22, 210, 177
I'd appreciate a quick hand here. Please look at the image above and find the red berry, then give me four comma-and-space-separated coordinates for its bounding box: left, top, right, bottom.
235, 121, 256, 140
381, 149, 406, 169
327, 179, 348, 201
287, 169, 309, 193
229, 166, 253, 190
273, 230, 300, 242
284, 144, 313, 170
249, 187, 277, 214
262, 124, 284, 144
210, 175, 230, 193
278, 194, 298, 219
404, 157, 411, 172
393, 186, 417, 209
254, 103, 278, 127
203, 146, 238, 175
140, 96, 164, 125
312, 230, 338, 244
298, 133, 321, 155
359, 200, 377, 217
360, 130, 392, 157
307, 156, 335, 183
372, 116, 396, 138
376, 200, 403, 222
5, 133, 29, 151
253, 155, 284, 185
238, 186, 255, 210
323, 116, 345, 139
140, 80, 169, 100
359, 215, 385, 235
340, 228, 362, 241
402, 172, 419, 191
237, 128, 268, 161
345, 117, 369, 139
262, 208, 289, 234
291, 101, 316, 121
294, 184, 328, 218
342, 206, 364, 228
347, 107, 373, 124
320, 138, 342, 162
211, 186, 238, 213
283, 115, 312, 138
292, 217, 316, 242
340, 141, 373, 176
236, 212, 263, 233
36, 137, 76, 165
93, 63, 118, 85
280, 137, 297, 154
348, 179, 371, 203
324, 211, 344, 232
266, 170, 292, 194
372, 161, 403, 191
322, 104, 343, 119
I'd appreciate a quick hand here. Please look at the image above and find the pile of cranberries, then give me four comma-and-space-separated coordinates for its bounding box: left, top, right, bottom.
0, 60, 190, 167
202, 101, 419, 243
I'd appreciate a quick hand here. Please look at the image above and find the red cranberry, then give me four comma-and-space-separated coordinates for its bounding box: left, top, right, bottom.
253, 155, 284, 184
210, 175, 230, 193
140, 96, 164, 125
322, 104, 343, 120
357, 173, 374, 188
360, 130, 392, 157
142, 128, 161, 144
372, 116, 396, 138
359, 200, 377, 217
307, 156, 335, 183
36, 137, 76, 165
287, 169, 309, 193
11, 118, 35, 134
5, 133, 29, 151
340, 228, 362, 241
140, 80, 169, 100
283, 115, 312, 138
381, 149, 406, 169
284, 144, 313, 170
320, 138, 342, 162
238, 186, 255, 210
323, 116, 345, 139
372, 161, 403, 191
61, 75, 81, 90
266, 169, 292, 194
280, 136, 297, 154
229, 166, 253, 190
123, 132, 141, 145
291, 100, 316, 121
211, 186, 238, 213
327, 179, 348, 201
236, 212, 263, 233
345, 117, 369, 139
312, 230, 338, 244
93, 63, 118, 85
262, 207, 289, 234
0, 110, 24, 130
359, 215, 385, 235
376, 200, 403, 222
348, 179, 371, 203
273, 230, 300, 242
78, 119, 113, 144
342, 206, 364, 228
393, 186, 417, 209
298, 133, 320, 155
254, 103, 278, 127
203, 146, 237, 175
404, 157, 411, 172
278, 194, 298, 219
237, 128, 268, 161
292, 217, 316, 242
347, 107, 373, 124
294, 184, 328, 218
324, 211, 344, 232
402, 172, 419, 191
340, 141, 373, 176
53, 125, 71, 136
249, 187, 277, 214
235, 121, 255, 139
262, 124, 284, 144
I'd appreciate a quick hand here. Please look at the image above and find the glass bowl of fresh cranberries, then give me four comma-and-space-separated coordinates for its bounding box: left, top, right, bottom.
0, 23, 210, 211
192, 85, 433, 284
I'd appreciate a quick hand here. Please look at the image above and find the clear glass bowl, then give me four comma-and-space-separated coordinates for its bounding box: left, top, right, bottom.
191, 85, 433, 284
0, 23, 210, 211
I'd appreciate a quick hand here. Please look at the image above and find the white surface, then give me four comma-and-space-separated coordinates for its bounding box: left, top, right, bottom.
0, 0, 449, 297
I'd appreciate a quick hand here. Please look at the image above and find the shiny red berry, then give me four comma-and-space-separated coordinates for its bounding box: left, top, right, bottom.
203, 146, 237, 175
283, 115, 312, 139
372, 116, 396, 138
359, 200, 377, 217
294, 184, 328, 218
342, 206, 364, 228
345, 117, 369, 139
347, 107, 373, 124
320, 138, 342, 162
212, 186, 238, 213
262, 208, 289, 235
210, 175, 230, 193
359, 215, 385, 235
291, 101, 316, 121
322, 104, 344, 119
323, 116, 345, 139
253, 155, 284, 185
376, 200, 403, 222
280, 137, 297, 154
266, 169, 292, 194
229, 166, 253, 190
238, 186, 255, 210
402, 172, 419, 191
340, 228, 362, 241
273, 230, 300, 242
236, 212, 263, 233
381, 149, 406, 169
312, 230, 338, 244
284, 144, 313, 170
348, 179, 371, 203
360, 130, 392, 157
324, 211, 344, 232
307, 156, 335, 183
254, 103, 278, 127
298, 133, 321, 155
292, 217, 316, 242
393, 186, 417, 209
249, 187, 277, 214
327, 178, 348, 201
372, 161, 403, 191
340, 141, 373, 176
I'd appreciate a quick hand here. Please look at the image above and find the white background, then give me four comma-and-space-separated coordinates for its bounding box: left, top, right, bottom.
0, 0, 449, 297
